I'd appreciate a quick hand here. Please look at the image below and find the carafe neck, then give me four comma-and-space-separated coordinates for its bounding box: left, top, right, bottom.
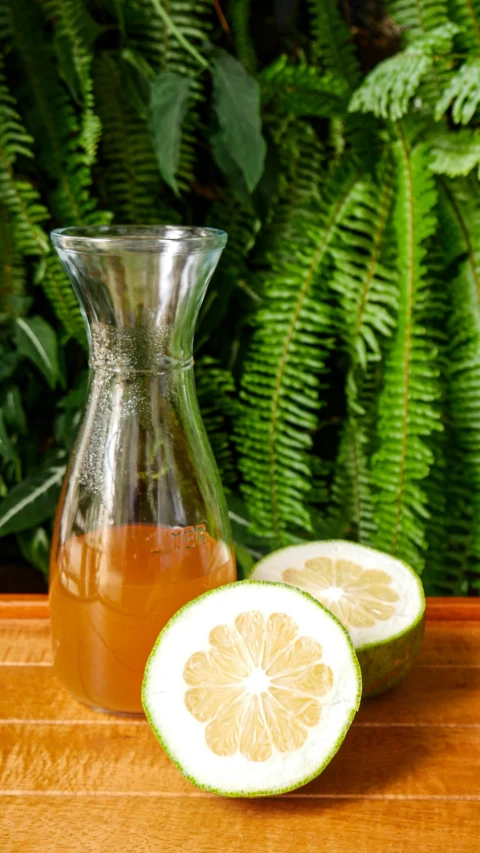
88, 322, 195, 376
51, 226, 227, 369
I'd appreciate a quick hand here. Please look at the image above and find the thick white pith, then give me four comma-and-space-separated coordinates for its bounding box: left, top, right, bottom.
252, 541, 425, 650
142, 582, 361, 796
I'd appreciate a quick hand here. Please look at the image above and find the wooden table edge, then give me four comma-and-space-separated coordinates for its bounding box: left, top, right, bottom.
0, 594, 479, 620
0, 595, 49, 619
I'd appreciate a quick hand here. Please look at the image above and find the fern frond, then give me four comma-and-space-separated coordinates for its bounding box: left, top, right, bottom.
439, 176, 480, 579
259, 125, 325, 247
0, 56, 88, 343
227, 0, 256, 74
125, 0, 213, 73
428, 127, 480, 176
123, 0, 213, 192
41, 254, 86, 346
0, 204, 26, 318
0, 61, 49, 258
202, 132, 324, 356
195, 356, 238, 490
345, 419, 377, 540
1, 0, 69, 180
236, 167, 361, 546
325, 413, 377, 541
442, 456, 475, 593
371, 132, 442, 572
44, 0, 101, 163
199, 197, 259, 349
330, 166, 397, 390
422, 429, 450, 591
447, 0, 480, 51
423, 240, 476, 594
327, 165, 397, 541
350, 24, 458, 121
415, 243, 461, 591
3, 0, 110, 227
308, 0, 360, 92
423, 430, 473, 593
261, 56, 346, 117
435, 59, 480, 124
387, 0, 450, 39
93, 52, 176, 223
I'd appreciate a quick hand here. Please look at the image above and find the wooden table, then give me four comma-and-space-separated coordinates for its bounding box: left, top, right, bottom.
1, 595, 480, 852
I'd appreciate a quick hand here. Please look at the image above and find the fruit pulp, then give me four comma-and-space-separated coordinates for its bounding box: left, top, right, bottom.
49, 524, 236, 714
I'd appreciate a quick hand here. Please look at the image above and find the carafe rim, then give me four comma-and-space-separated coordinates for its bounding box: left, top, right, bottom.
51, 225, 228, 255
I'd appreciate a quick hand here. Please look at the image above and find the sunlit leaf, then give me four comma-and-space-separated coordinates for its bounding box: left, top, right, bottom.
0, 465, 65, 537
15, 316, 59, 389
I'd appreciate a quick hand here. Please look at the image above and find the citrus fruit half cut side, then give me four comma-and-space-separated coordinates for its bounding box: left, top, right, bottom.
142, 580, 361, 796
252, 541, 425, 697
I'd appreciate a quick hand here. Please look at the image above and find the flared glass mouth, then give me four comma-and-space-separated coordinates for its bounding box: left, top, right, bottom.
51, 225, 228, 255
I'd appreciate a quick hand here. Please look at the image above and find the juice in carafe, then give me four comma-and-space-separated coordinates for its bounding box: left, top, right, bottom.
50, 224, 234, 715
50, 524, 236, 714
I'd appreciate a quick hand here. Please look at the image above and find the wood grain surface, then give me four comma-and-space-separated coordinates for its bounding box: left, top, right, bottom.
1, 596, 480, 852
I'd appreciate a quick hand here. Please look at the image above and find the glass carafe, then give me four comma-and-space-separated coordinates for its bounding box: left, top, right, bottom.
49, 226, 236, 715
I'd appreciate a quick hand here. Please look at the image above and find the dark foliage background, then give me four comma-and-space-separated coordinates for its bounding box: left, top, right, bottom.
1, 0, 480, 594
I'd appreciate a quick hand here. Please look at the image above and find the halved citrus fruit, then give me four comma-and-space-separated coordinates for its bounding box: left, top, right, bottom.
142, 580, 361, 796
251, 541, 425, 697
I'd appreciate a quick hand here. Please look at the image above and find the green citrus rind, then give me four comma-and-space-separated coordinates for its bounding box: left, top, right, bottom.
357, 613, 425, 697
142, 580, 362, 798
252, 541, 426, 698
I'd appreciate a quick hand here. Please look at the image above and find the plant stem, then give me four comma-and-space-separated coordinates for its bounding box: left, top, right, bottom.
149, 0, 210, 70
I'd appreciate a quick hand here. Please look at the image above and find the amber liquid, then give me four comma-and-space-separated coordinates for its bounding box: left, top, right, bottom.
49, 524, 235, 714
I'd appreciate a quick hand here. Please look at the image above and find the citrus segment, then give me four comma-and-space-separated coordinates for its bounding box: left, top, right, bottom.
283, 558, 400, 629
181, 609, 333, 763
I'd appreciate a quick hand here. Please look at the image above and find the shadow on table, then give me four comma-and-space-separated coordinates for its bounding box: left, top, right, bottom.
245, 660, 455, 804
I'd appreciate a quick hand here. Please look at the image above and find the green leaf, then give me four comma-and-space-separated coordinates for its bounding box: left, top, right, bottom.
0, 410, 20, 478
308, 0, 360, 91
227, 495, 266, 578
210, 132, 251, 207
58, 372, 89, 411
227, 0, 256, 75
211, 50, 266, 193
94, 52, 181, 222
17, 527, 50, 577
15, 316, 59, 388
149, 71, 191, 194
121, 49, 154, 119
3, 386, 28, 436
349, 24, 459, 121
54, 32, 82, 104
447, 0, 480, 52
54, 373, 88, 451
121, 47, 155, 83
386, 0, 450, 41
0, 464, 65, 537
112, 0, 125, 37
371, 136, 441, 572
435, 60, 480, 125
438, 178, 480, 579
0, 59, 50, 259
235, 151, 359, 545
0, 352, 19, 382
149, 0, 209, 70
234, 542, 255, 579
260, 57, 347, 117
428, 128, 480, 177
